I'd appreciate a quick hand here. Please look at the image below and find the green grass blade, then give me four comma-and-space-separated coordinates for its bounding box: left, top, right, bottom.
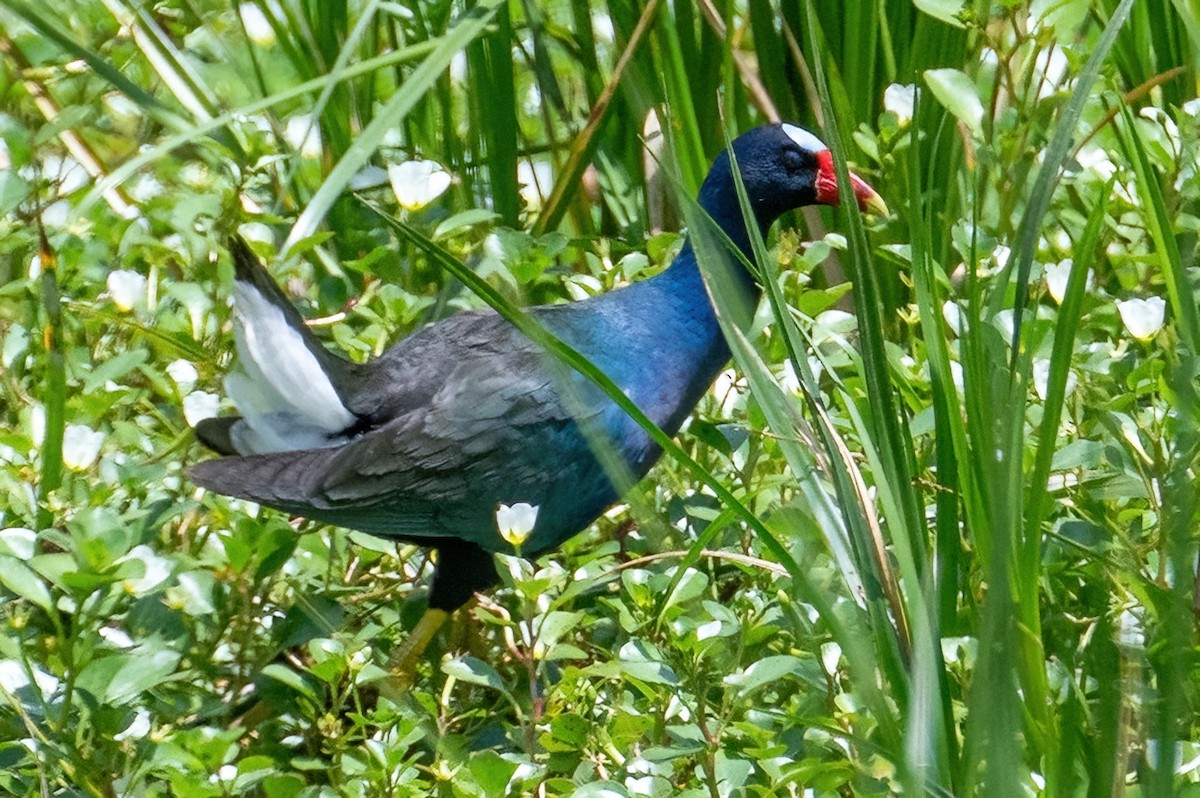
73, 41, 440, 217
533, 0, 664, 236
989, 0, 1135, 352
283, 1, 501, 255
2, 0, 181, 124
1115, 106, 1200, 352
35, 241, 65, 531
1022, 186, 1108, 552
468, 2, 520, 226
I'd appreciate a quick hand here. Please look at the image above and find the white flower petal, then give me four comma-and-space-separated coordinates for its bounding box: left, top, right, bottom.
118, 544, 173, 594
284, 114, 322, 158
942, 300, 964, 335
63, 424, 104, 470
883, 83, 915, 124
183, 391, 220, 427
166, 359, 198, 391
106, 270, 146, 312
1116, 297, 1166, 341
1076, 146, 1117, 181
389, 160, 451, 210
114, 708, 151, 741
517, 159, 554, 208
992, 244, 1012, 270
496, 502, 538, 546
1032, 359, 1077, 401
813, 309, 857, 344
1043, 260, 1071, 304
239, 3, 275, 46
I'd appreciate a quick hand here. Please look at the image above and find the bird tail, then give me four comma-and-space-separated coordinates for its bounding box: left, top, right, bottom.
219, 236, 360, 455
188, 445, 330, 510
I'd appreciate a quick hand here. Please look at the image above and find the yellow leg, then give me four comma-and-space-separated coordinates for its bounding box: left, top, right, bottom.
375, 608, 449, 702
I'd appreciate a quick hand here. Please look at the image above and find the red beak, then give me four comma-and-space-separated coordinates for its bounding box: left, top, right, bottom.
814, 150, 888, 216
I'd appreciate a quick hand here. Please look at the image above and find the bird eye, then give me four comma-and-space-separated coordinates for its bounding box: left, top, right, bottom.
781, 149, 804, 173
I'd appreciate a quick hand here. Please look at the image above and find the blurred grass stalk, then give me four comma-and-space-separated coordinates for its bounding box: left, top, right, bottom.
35, 229, 65, 531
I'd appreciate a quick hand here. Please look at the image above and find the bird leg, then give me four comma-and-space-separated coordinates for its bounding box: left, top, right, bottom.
374, 541, 497, 701
375, 607, 450, 702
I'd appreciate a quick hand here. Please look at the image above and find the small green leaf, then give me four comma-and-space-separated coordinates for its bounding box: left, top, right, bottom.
549, 712, 590, 746
1050, 439, 1106, 471
568, 782, 630, 798
913, 0, 967, 27
924, 68, 984, 135
442, 656, 505, 691
468, 750, 517, 795
259, 664, 320, 703
536, 610, 583, 650
724, 655, 803, 696
661, 567, 708, 612
77, 649, 181, 706
434, 209, 501, 238
616, 640, 678, 686
0, 555, 53, 611
83, 348, 148, 393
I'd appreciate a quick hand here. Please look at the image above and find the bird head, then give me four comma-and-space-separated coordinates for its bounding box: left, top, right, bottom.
699, 123, 888, 236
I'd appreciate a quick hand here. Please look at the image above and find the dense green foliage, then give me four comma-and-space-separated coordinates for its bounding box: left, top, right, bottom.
1, 0, 1199, 794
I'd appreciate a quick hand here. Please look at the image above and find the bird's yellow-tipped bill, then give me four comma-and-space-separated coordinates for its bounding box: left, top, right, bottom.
814, 149, 889, 217
854, 177, 890, 218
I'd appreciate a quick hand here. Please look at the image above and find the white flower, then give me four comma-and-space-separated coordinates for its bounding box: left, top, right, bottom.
114, 708, 151, 742
517, 159, 554, 208
1117, 608, 1144, 649
118, 545, 173, 595
1140, 107, 1180, 151
992, 244, 1011, 270
942, 300, 964, 335
349, 165, 388, 191
1076, 146, 1117, 181
1043, 259, 1093, 304
129, 174, 163, 203
1043, 260, 1070, 304
948, 359, 964, 392
883, 83, 915, 125
0, 660, 59, 697
284, 114, 322, 159
166, 359, 198, 391
1036, 46, 1069, 99
821, 642, 842, 674
388, 160, 451, 211
183, 391, 220, 427
713, 368, 745, 416
449, 51, 468, 84
1116, 297, 1166, 341
42, 155, 89, 195
106, 270, 146, 312
239, 3, 275, 46
625, 776, 656, 795
99, 627, 135, 649
1032, 359, 1077, 401
496, 502, 538, 547
812, 309, 857, 345
63, 424, 104, 470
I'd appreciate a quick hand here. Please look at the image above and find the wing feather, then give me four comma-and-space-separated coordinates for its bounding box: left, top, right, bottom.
190, 315, 603, 550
